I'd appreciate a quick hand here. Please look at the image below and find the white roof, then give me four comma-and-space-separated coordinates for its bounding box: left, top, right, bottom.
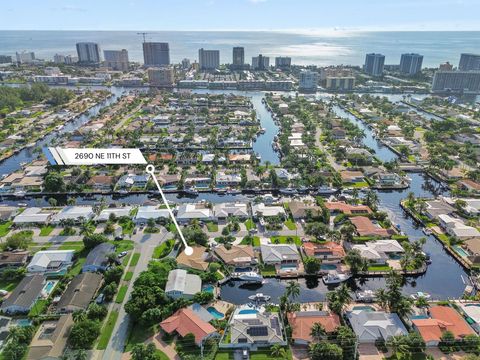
95, 207, 132, 221
439, 214, 480, 238
52, 206, 94, 222
176, 203, 213, 220
13, 207, 53, 224
27, 250, 75, 270
135, 206, 170, 221
347, 310, 408, 342
260, 244, 300, 262
352, 240, 404, 260
165, 269, 201, 296
213, 203, 248, 218
252, 203, 286, 217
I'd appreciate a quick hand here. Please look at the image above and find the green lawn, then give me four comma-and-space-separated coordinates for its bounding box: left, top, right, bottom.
260, 264, 276, 276
59, 228, 77, 236
124, 271, 133, 281
96, 310, 119, 350
245, 219, 256, 230
67, 257, 87, 277
284, 219, 297, 230
59, 241, 84, 251
344, 181, 369, 188
115, 285, 128, 303
155, 350, 170, 360
110, 240, 134, 254
129, 253, 141, 267
153, 239, 174, 259
28, 299, 49, 316
0, 221, 13, 237
39, 225, 55, 236
368, 264, 391, 272
270, 235, 301, 246
218, 349, 292, 360
119, 219, 135, 235
0, 277, 23, 292
124, 324, 157, 352
206, 222, 219, 232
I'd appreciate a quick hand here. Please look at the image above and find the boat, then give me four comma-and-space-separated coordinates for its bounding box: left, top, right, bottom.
279, 188, 297, 195
25, 142, 36, 148
258, 128, 266, 134
235, 272, 264, 283
227, 189, 241, 195
422, 252, 432, 264
322, 271, 351, 285
410, 291, 431, 300
183, 188, 199, 196
422, 227, 432, 235
316, 186, 338, 195
248, 293, 271, 302
17, 203, 28, 207
356, 290, 376, 303
13, 190, 26, 198
216, 188, 227, 195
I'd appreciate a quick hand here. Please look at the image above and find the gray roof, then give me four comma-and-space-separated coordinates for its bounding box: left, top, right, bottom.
165, 269, 202, 296
1, 275, 45, 312
347, 310, 408, 342
83, 243, 115, 269
56, 273, 103, 312
230, 312, 285, 345
188, 303, 215, 323
260, 244, 300, 263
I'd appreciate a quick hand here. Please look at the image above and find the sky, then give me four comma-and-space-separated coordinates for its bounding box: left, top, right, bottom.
1, 0, 479, 31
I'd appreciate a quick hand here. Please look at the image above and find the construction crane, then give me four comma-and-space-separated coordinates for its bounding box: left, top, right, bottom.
137, 32, 156, 43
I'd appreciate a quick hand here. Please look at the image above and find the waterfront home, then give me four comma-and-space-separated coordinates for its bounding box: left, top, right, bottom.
56, 273, 103, 313
352, 240, 405, 264
302, 242, 346, 264
289, 201, 322, 220
160, 308, 218, 346
95, 206, 133, 222
177, 245, 209, 271
213, 202, 249, 221
0, 275, 45, 314
227, 154, 251, 163
86, 175, 114, 191
214, 245, 256, 267
251, 203, 286, 218
27, 250, 75, 275
445, 198, 480, 216
184, 175, 210, 189
13, 207, 54, 225
346, 148, 374, 164
202, 154, 215, 164
424, 199, 455, 220
278, 103, 289, 114
457, 179, 480, 194
157, 173, 181, 189
438, 214, 480, 239
222, 309, 286, 349
165, 269, 202, 299
0, 251, 29, 269
287, 311, 341, 345
274, 168, 296, 181
51, 206, 95, 224
176, 203, 213, 223
0, 206, 18, 221
134, 206, 170, 224
375, 172, 404, 187
82, 243, 115, 273
350, 216, 391, 238
116, 174, 149, 189
412, 305, 475, 346
325, 202, 372, 215
27, 314, 73, 360
260, 244, 300, 273
332, 128, 346, 140
340, 170, 364, 183
346, 309, 408, 343
215, 172, 242, 187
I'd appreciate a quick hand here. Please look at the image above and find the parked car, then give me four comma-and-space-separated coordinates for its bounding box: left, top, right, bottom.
118, 251, 128, 258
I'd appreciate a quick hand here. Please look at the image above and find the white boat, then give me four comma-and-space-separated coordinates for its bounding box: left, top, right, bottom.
248, 293, 271, 302
13, 190, 26, 198
183, 188, 199, 196
316, 186, 338, 195
235, 272, 264, 283
279, 188, 297, 195
422, 228, 432, 235
25, 142, 36, 148
356, 290, 376, 303
322, 271, 351, 285
410, 291, 431, 300
17, 203, 28, 207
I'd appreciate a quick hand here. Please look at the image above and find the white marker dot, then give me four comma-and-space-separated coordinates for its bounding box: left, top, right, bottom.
184, 246, 194, 256
145, 164, 155, 174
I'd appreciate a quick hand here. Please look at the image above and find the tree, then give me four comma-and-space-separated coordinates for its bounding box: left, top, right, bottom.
304, 256, 321, 275
103, 282, 118, 302
3, 231, 33, 250
48, 197, 58, 207
44, 171, 66, 192
309, 342, 343, 360
83, 233, 108, 250
86, 303, 108, 321
310, 322, 326, 342
68, 319, 101, 349
285, 281, 300, 301
72, 310, 87, 323
335, 326, 357, 360
131, 343, 160, 360
327, 285, 352, 315
270, 344, 287, 357
439, 330, 456, 353
192, 291, 214, 304
104, 266, 124, 284
345, 249, 367, 275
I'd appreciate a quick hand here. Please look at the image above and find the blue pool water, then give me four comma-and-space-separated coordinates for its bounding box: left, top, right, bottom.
453, 245, 470, 258
412, 315, 429, 319
207, 307, 224, 319
465, 304, 480, 307
352, 306, 375, 312
238, 309, 259, 315
15, 319, 32, 327
203, 285, 214, 293
44, 281, 55, 293
321, 264, 337, 270
281, 264, 297, 270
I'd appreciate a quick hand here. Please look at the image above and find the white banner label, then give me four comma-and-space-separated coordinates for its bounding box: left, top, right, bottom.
50, 147, 147, 165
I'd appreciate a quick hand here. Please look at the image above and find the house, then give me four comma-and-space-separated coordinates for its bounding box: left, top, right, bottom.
27, 314, 74, 360
51, 206, 95, 224
352, 240, 405, 264
165, 269, 202, 299
187, 303, 215, 323
0, 251, 29, 269
13, 207, 53, 225
0, 206, 18, 221
289, 201, 322, 219
116, 174, 149, 189
215, 172, 241, 187
346, 310, 408, 343
251, 203, 286, 218
325, 202, 372, 215
457, 179, 480, 194
424, 199, 455, 220
0, 275, 45, 314
82, 243, 116, 273
260, 244, 300, 266
224, 309, 286, 349
160, 308, 218, 345
227, 154, 251, 163
376, 173, 403, 187
176, 203, 213, 223
56, 273, 103, 313
95, 207, 133, 222
350, 216, 391, 237
27, 250, 75, 275
340, 170, 364, 183
214, 245, 256, 267
176, 246, 209, 271
157, 174, 181, 189
412, 305, 475, 346
86, 175, 114, 191
438, 214, 480, 239
287, 311, 341, 345
302, 242, 345, 263
184, 175, 210, 189
213, 202, 249, 220
134, 206, 170, 224
346, 148, 374, 164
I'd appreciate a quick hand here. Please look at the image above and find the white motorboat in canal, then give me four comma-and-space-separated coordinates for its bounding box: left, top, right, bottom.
410, 291, 431, 300
233, 272, 264, 283
322, 271, 351, 285
356, 290, 376, 303
248, 293, 271, 302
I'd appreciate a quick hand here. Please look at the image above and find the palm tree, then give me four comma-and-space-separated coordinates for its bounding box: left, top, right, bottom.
365, 189, 379, 211
375, 288, 389, 309
285, 281, 301, 301
310, 322, 326, 342
72, 310, 87, 323
336, 283, 352, 305
415, 296, 430, 309
270, 344, 286, 357
387, 335, 409, 357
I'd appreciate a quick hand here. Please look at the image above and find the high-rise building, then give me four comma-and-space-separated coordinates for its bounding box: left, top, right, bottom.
399, 53, 423, 75
104, 49, 129, 71
364, 53, 385, 76
432, 71, 480, 94
143, 42, 170, 67
298, 69, 318, 92
232, 47, 245, 68
459, 53, 480, 71
147, 67, 174, 87
252, 54, 270, 70
181, 58, 191, 69
275, 57, 292, 69
198, 48, 220, 70
76, 43, 101, 64
326, 77, 355, 91
439, 62, 453, 71
53, 54, 66, 64
0, 55, 13, 64
16, 51, 35, 64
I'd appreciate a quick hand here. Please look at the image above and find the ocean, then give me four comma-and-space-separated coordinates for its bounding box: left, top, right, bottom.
0, 30, 479, 67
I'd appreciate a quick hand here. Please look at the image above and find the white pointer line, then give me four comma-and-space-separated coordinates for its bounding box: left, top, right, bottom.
145, 165, 193, 256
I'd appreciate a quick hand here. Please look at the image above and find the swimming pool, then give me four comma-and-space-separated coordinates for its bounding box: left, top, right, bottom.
207, 307, 224, 319
453, 245, 470, 258
321, 264, 337, 270
352, 306, 375, 312
238, 309, 258, 315
465, 304, 480, 307
42, 280, 58, 295
281, 264, 297, 270
411, 315, 429, 319
203, 285, 214, 294
15, 319, 32, 327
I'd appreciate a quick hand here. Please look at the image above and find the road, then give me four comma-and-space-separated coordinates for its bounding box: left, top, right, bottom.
100, 229, 173, 360
315, 127, 344, 171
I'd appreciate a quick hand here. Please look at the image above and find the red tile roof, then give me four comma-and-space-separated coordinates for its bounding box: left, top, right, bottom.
350, 216, 390, 237
303, 242, 345, 258
160, 308, 217, 344
287, 311, 340, 343
325, 202, 372, 215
